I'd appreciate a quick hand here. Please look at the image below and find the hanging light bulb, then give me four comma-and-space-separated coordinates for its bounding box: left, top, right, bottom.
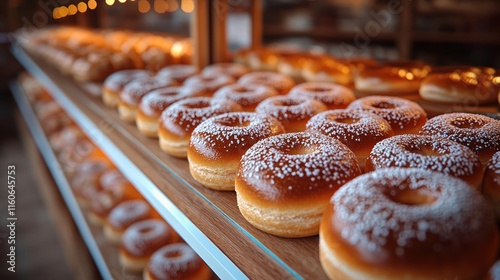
88, 0, 97, 10
78, 2, 88, 13
106, 0, 115, 6
181, 0, 194, 13
138, 0, 151, 13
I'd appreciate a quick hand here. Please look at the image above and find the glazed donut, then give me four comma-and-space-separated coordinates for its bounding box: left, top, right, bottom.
183, 73, 235, 96
420, 113, 500, 166
235, 132, 361, 237
347, 95, 428, 134
306, 110, 394, 170
136, 87, 203, 137
201, 63, 249, 79
118, 77, 178, 122
419, 67, 500, 105
288, 82, 356, 110
238, 72, 295, 95
255, 95, 327, 132
320, 168, 498, 280
483, 151, 500, 220
188, 112, 285, 191
120, 219, 178, 272
301, 56, 353, 86
104, 199, 155, 244
156, 64, 198, 84
158, 97, 242, 158
354, 61, 431, 96
144, 243, 211, 280
212, 84, 278, 112
365, 134, 483, 188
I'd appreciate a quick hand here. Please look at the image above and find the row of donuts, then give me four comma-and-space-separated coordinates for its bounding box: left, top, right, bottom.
19, 74, 211, 280
18, 26, 192, 82
235, 47, 500, 105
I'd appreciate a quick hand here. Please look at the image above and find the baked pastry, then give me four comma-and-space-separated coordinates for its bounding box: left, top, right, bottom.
118, 77, 178, 123
419, 67, 500, 104
104, 199, 155, 244
238, 72, 295, 95
102, 69, 153, 108
235, 132, 361, 237
365, 134, 483, 188
136, 87, 203, 137
320, 168, 498, 280
158, 97, 242, 158
201, 63, 249, 79
483, 151, 500, 220
420, 112, 500, 165
255, 95, 327, 132
120, 219, 178, 272
212, 84, 278, 112
354, 61, 431, 96
188, 112, 285, 191
288, 82, 356, 110
156, 64, 198, 84
347, 95, 428, 134
183, 73, 235, 96
306, 110, 394, 170
144, 243, 211, 280
301, 56, 353, 86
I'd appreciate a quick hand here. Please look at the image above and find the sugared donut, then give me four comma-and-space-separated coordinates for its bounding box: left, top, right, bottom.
365, 134, 483, 188
58, 138, 96, 175
483, 151, 500, 220
120, 219, 178, 272
420, 113, 500, 166
71, 158, 112, 207
156, 64, 198, 84
320, 168, 498, 280
201, 63, 249, 79
347, 96, 428, 134
235, 132, 361, 237
49, 125, 84, 152
158, 97, 242, 158
255, 95, 327, 132
188, 112, 285, 191
104, 199, 155, 244
144, 243, 211, 280
238, 71, 295, 95
102, 69, 153, 108
354, 61, 431, 96
118, 76, 178, 122
419, 67, 500, 105
212, 84, 278, 112
288, 82, 356, 110
136, 87, 203, 137
306, 110, 394, 170
183, 73, 235, 96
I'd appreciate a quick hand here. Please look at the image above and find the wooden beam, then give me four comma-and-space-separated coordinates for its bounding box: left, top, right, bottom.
250, 0, 263, 50
211, 0, 228, 63
191, 0, 210, 69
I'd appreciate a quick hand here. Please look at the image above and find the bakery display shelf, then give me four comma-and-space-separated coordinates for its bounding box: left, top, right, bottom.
11, 44, 328, 279
10, 80, 136, 280
11, 44, 249, 280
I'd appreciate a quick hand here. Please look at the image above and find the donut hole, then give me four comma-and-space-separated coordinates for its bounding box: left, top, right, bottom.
371, 101, 396, 109
406, 144, 443, 157
233, 86, 250, 93
138, 226, 154, 234
184, 101, 210, 109
276, 99, 302, 107
199, 77, 215, 83
308, 87, 330, 92
218, 118, 251, 128
450, 118, 485, 129
165, 250, 182, 259
287, 145, 316, 155
387, 188, 437, 206
330, 115, 359, 124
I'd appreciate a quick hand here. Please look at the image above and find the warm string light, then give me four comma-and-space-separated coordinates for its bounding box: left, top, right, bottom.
106, 0, 115, 6
154, 0, 167, 13
88, 0, 97, 9
53, 1, 93, 19
181, 0, 194, 13
138, 0, 151, 13
166, 0, 178, 12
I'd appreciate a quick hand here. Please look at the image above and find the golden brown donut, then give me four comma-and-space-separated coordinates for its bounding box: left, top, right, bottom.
277, 53, 317, 83
144, 243, 211, 280
255, 95, 327, 132
136, 87, 203, 138
183, 73, 235, 96
158, 97, 242, 158
238, 71, 295, 95
104, 199, 155, 244
288, 82, 356, 110
120, 219, 179, 272
156, 64, 198, 84
320, 167, 498, 280
201, 63, 249, 79
355, 61, 431, 96
301, 56, 353, 86
212, 84, 278, 112
235, 132, 361, 237
420, 113, 500, 166
102, 69, 153, 108
188, 112, 285, 191
71, 158, 113, 208
49, 125, 85, 153
420, 67, 500, 105
118, 77, 178, 123
365, 134, 483, 188
306, 110, 394, 170
245, 48, 282, 71
483, 151, 500, 220
347, 95, 428, 134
